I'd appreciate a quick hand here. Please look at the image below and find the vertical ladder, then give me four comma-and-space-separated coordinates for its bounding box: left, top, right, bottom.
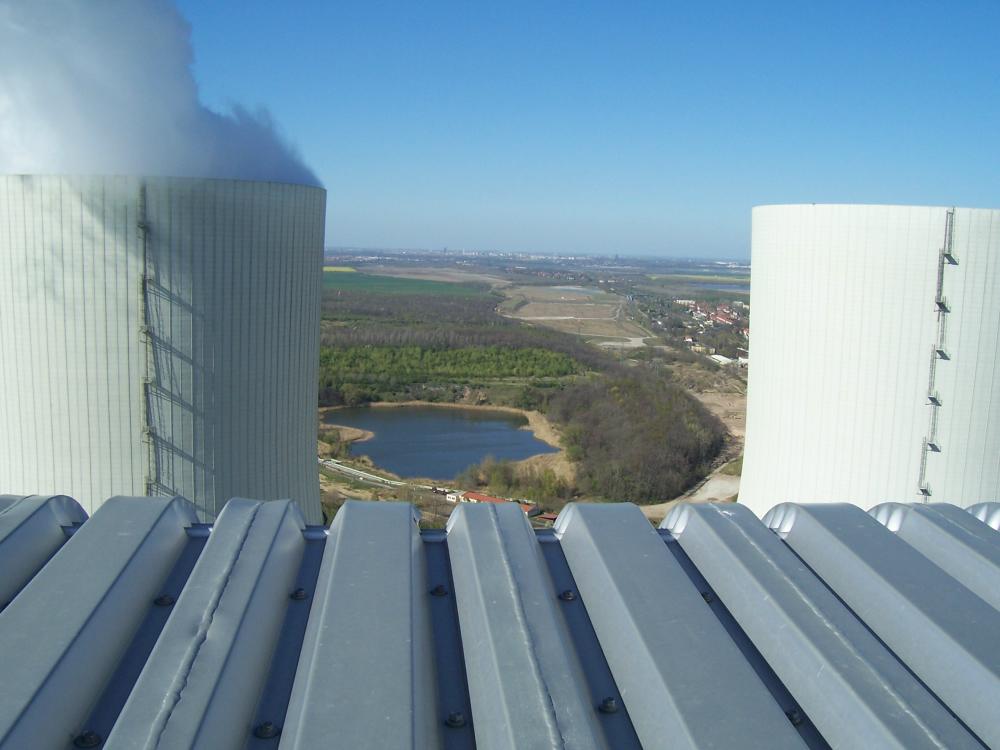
917, 208, 956, 498
137, 183, 158, 496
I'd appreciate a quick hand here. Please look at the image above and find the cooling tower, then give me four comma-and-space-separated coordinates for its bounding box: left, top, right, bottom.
0, 175, 325, 523
740, 204, 1000, 516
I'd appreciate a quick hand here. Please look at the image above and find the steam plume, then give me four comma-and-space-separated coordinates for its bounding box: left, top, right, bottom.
0, 0, 319, 185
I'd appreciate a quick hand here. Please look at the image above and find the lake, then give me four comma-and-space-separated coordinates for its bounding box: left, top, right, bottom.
324, 405, 558, 480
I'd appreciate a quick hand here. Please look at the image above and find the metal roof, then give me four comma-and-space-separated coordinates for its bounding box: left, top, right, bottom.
1, 495, 998, 749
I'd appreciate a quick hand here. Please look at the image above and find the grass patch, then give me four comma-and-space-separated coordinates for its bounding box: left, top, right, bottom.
323, 272, 486, 297
324, 266, 357, 273
720, 456, 743, 475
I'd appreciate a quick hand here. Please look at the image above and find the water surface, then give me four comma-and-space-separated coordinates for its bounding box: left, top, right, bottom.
325, 405, 557, 480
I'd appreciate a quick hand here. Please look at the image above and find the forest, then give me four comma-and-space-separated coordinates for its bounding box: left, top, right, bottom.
320, 345, 578, 386
546, 371, 724, 501
458, 371, 725, 505
319, 283, 620, 405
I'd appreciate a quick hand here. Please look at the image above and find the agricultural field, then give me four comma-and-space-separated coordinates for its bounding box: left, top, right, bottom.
500, 285, 649, 340
322, 269, 486, 297
364, 265, 508, 286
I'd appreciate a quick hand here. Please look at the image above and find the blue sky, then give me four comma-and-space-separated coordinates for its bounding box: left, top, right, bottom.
176, 0, 999, 259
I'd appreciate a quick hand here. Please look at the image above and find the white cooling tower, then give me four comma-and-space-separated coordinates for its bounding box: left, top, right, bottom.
740, 204, 1000, 515
0, 175, 325, 522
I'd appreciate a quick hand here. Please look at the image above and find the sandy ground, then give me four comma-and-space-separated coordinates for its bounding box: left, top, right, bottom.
639, 472, 741, 523
595, 336, 648, 349
320, 423, 374, 443
522, 314, 650, 339
503, 285, 612, 303
692, 391, 747, 440
516, 302, 619, 318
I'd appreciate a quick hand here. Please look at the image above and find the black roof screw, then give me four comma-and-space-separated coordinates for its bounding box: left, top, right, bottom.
73, 730, 102, 748
430, 584, 448, 597
700, 591, 715, 604
558, 589, 577, 602
785, 708, 804, 726
445, 712, 466, 728
598, 697, 618, 714
290, 588, 308, 601
253, 721, 281, 739
153, 594, 175, 607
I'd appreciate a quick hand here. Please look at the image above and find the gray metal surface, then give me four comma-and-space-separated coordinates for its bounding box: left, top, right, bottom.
0, 494, 86, 607
663, 503, 983, 749
446, 503, 605, 750
280, 501, 441, 749
107, 499, 306, 750
967, 502, 1000, 530
0, 496, 197, 750
1, 495, 997, 749
554, 503, 806, 750
764, 502, 1000, 747
869, 502, 1000, 611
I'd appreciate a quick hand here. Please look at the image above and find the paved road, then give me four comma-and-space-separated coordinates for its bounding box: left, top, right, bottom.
319, 457, 406, 487
318, 457, 442, 493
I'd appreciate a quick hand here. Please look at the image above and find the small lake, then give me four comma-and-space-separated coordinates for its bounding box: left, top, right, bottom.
324, 405, 558, 480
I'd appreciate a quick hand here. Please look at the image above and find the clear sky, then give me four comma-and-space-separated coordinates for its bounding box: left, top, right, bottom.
176, 0, 999, 259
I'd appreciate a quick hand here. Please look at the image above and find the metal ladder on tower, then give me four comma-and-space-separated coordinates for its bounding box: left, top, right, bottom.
137, 182, 159, 496
917, 208, 957, 498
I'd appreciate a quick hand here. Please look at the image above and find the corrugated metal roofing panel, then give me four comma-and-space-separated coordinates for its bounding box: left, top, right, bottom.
1, 495, 997, 750
869, 502, 1000, 611
446, 503, 606, 750
966, 501, 1000, 530
280, 501, 441, 749
0, 496, 196, 750
663, 502, 983, 749
0, 494, 86, 607
763, 502, 1000, 748
106, 499, 306, 750
554, 503, 806, 750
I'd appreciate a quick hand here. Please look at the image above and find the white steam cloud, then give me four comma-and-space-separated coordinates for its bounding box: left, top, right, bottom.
0, 0, 319, 185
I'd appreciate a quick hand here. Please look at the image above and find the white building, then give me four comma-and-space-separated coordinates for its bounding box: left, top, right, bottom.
740, 204, 1000, 515
0, 175, 326, 522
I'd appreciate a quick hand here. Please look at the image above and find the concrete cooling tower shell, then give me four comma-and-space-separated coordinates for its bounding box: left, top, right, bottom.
740, 204, 1000, 516
0, 175, 325, 523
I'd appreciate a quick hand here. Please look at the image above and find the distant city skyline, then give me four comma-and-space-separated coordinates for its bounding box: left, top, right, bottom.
178, 0, 999, 259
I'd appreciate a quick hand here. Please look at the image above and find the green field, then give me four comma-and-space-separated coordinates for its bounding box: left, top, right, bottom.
323, 272, 486, 297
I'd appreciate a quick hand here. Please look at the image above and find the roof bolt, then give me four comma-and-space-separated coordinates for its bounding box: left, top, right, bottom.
598, 697, 618, 714
253, 721, 281, 739
430, 584, 448, 597
73, 730, 102, 748
785, 708, 804, 726
153, 594, 175, 607
558, 589, 577, 601
700, 591, 715, 604
445, 712, 466, 728
290, 588, 308, 601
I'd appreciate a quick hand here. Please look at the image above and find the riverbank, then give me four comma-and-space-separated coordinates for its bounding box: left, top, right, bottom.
318, 408, 375, 446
